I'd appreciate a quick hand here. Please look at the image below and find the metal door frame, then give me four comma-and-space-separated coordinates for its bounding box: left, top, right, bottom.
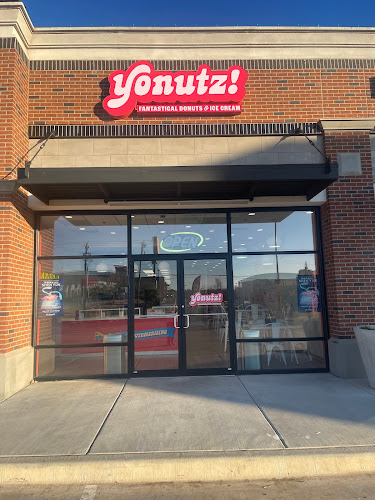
129, 253, 234, 377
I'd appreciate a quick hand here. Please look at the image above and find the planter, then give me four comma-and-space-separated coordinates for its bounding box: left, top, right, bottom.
353, 325, 375, 388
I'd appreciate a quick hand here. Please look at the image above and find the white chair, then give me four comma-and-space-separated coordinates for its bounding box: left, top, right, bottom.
264, 323, 287, 366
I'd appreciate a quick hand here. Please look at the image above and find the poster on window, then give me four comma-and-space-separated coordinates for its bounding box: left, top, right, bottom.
297, 275, 321, 313
39, 278, 63, 317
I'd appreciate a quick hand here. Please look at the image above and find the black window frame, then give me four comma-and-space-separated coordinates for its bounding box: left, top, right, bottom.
32, 207, 329, 380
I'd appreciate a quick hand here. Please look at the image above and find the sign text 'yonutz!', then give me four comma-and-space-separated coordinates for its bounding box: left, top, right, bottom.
103, 61, 247, 117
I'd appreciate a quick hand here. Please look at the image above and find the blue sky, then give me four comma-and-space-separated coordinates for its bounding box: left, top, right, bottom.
22, 0, 374, 28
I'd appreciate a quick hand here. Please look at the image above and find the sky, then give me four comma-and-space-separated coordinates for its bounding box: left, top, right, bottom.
22, 0, 375, 28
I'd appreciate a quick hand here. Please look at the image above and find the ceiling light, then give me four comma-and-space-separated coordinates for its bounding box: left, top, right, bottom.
131, 215, 135, 218
186, 225, 191, 228
219, 246, 223, 249
202, 244, 207, 247
224, 240, 227, 243
269, 245, 280, 248
248, 237, 253, 240
65, 215, 72, 219
257, 229, 263, 232
240, 243, 245, 246
110, 232, 116, 235
209, 230, 214, 233
306, 211, 313, 214
158, 220, 165, 224
248, 212, 255, 216
237, 256, 248, 259
133, 226, 139, 229
263, 262, 273, 266
205, 238, 210, 240
79, 227, 85, 231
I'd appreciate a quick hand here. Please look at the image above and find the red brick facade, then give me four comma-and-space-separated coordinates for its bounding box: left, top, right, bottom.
0, 42, 375, 359
28, 66, 375, 126
0, 48, 34, 355
322, 131, 375, 338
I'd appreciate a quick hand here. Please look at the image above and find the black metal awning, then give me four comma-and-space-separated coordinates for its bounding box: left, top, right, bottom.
17, 163, 338, 205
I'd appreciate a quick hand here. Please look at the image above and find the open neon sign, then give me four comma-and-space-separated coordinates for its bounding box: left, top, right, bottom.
160, 232, 204, 253
103, 61, 247, 117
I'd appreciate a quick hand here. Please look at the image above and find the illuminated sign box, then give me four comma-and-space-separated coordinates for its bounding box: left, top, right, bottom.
103, 61, 247, 117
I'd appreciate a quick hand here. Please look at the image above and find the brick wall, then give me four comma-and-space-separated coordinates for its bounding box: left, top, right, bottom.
28, 65, 375, 126
321, 131, 375, 338
0, 48, 34, 355
2, 47, 375, 355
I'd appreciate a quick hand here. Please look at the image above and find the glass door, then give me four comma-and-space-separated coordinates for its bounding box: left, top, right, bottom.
183, 258, 231, 370
133, 259, 180, 371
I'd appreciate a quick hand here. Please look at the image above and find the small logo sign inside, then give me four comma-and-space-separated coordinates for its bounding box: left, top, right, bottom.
189, 292, 223, 306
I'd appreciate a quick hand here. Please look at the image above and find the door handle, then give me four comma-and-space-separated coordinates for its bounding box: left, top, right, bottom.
173, 316, 180, 329
183, 314, 190, 329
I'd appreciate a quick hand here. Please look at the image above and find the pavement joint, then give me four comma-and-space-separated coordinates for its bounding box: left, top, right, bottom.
84, 381, 127, 455
236, 376, 288, 449
342, 378, 375, 397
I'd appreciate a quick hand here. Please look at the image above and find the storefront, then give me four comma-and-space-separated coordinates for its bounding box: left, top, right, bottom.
34, 208, 327, 378
0, 2, 374, 396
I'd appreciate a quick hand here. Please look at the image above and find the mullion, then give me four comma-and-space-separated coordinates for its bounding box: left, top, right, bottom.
36, 343, 128, 348
236, 337, 326, 343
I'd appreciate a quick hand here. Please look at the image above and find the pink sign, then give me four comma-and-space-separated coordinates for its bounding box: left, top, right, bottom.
137, 103, 242, 114
103, 61, 247, 117
189, 292, 223, 306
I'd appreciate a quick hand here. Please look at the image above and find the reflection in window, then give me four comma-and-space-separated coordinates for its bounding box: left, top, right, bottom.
134, 260, 179, 370
233, 254, 323, 339
131, 213, 227, 254
184, 259, 230, 369
40, 215, 127, 256
237, 341, 326, 371
37, 258, 128, 346
231, 211, 316, 252
37, 346, 128, 378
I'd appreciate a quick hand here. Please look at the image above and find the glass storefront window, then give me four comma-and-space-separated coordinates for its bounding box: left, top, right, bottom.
36, 346, 128, 378
134, 260, 179, 370
40, 215, 127, 256
131, 213, 227, 254
35, 208, 327, 377
231, 211, 316, 252
237, 341, 326, 371
36, 258, 128, 346
233, 254, 323, 338
184, 259, 230, 369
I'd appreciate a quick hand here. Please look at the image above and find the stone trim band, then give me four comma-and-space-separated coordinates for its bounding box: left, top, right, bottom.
1, 38, 375, 72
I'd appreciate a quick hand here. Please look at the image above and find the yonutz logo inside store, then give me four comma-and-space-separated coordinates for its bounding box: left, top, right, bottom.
103, 61, 247, 117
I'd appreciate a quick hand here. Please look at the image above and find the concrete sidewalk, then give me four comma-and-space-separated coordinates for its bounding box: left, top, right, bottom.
0, 373, 375, 483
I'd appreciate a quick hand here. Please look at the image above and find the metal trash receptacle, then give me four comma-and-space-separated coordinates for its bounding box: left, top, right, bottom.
103, 333, 126, 374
